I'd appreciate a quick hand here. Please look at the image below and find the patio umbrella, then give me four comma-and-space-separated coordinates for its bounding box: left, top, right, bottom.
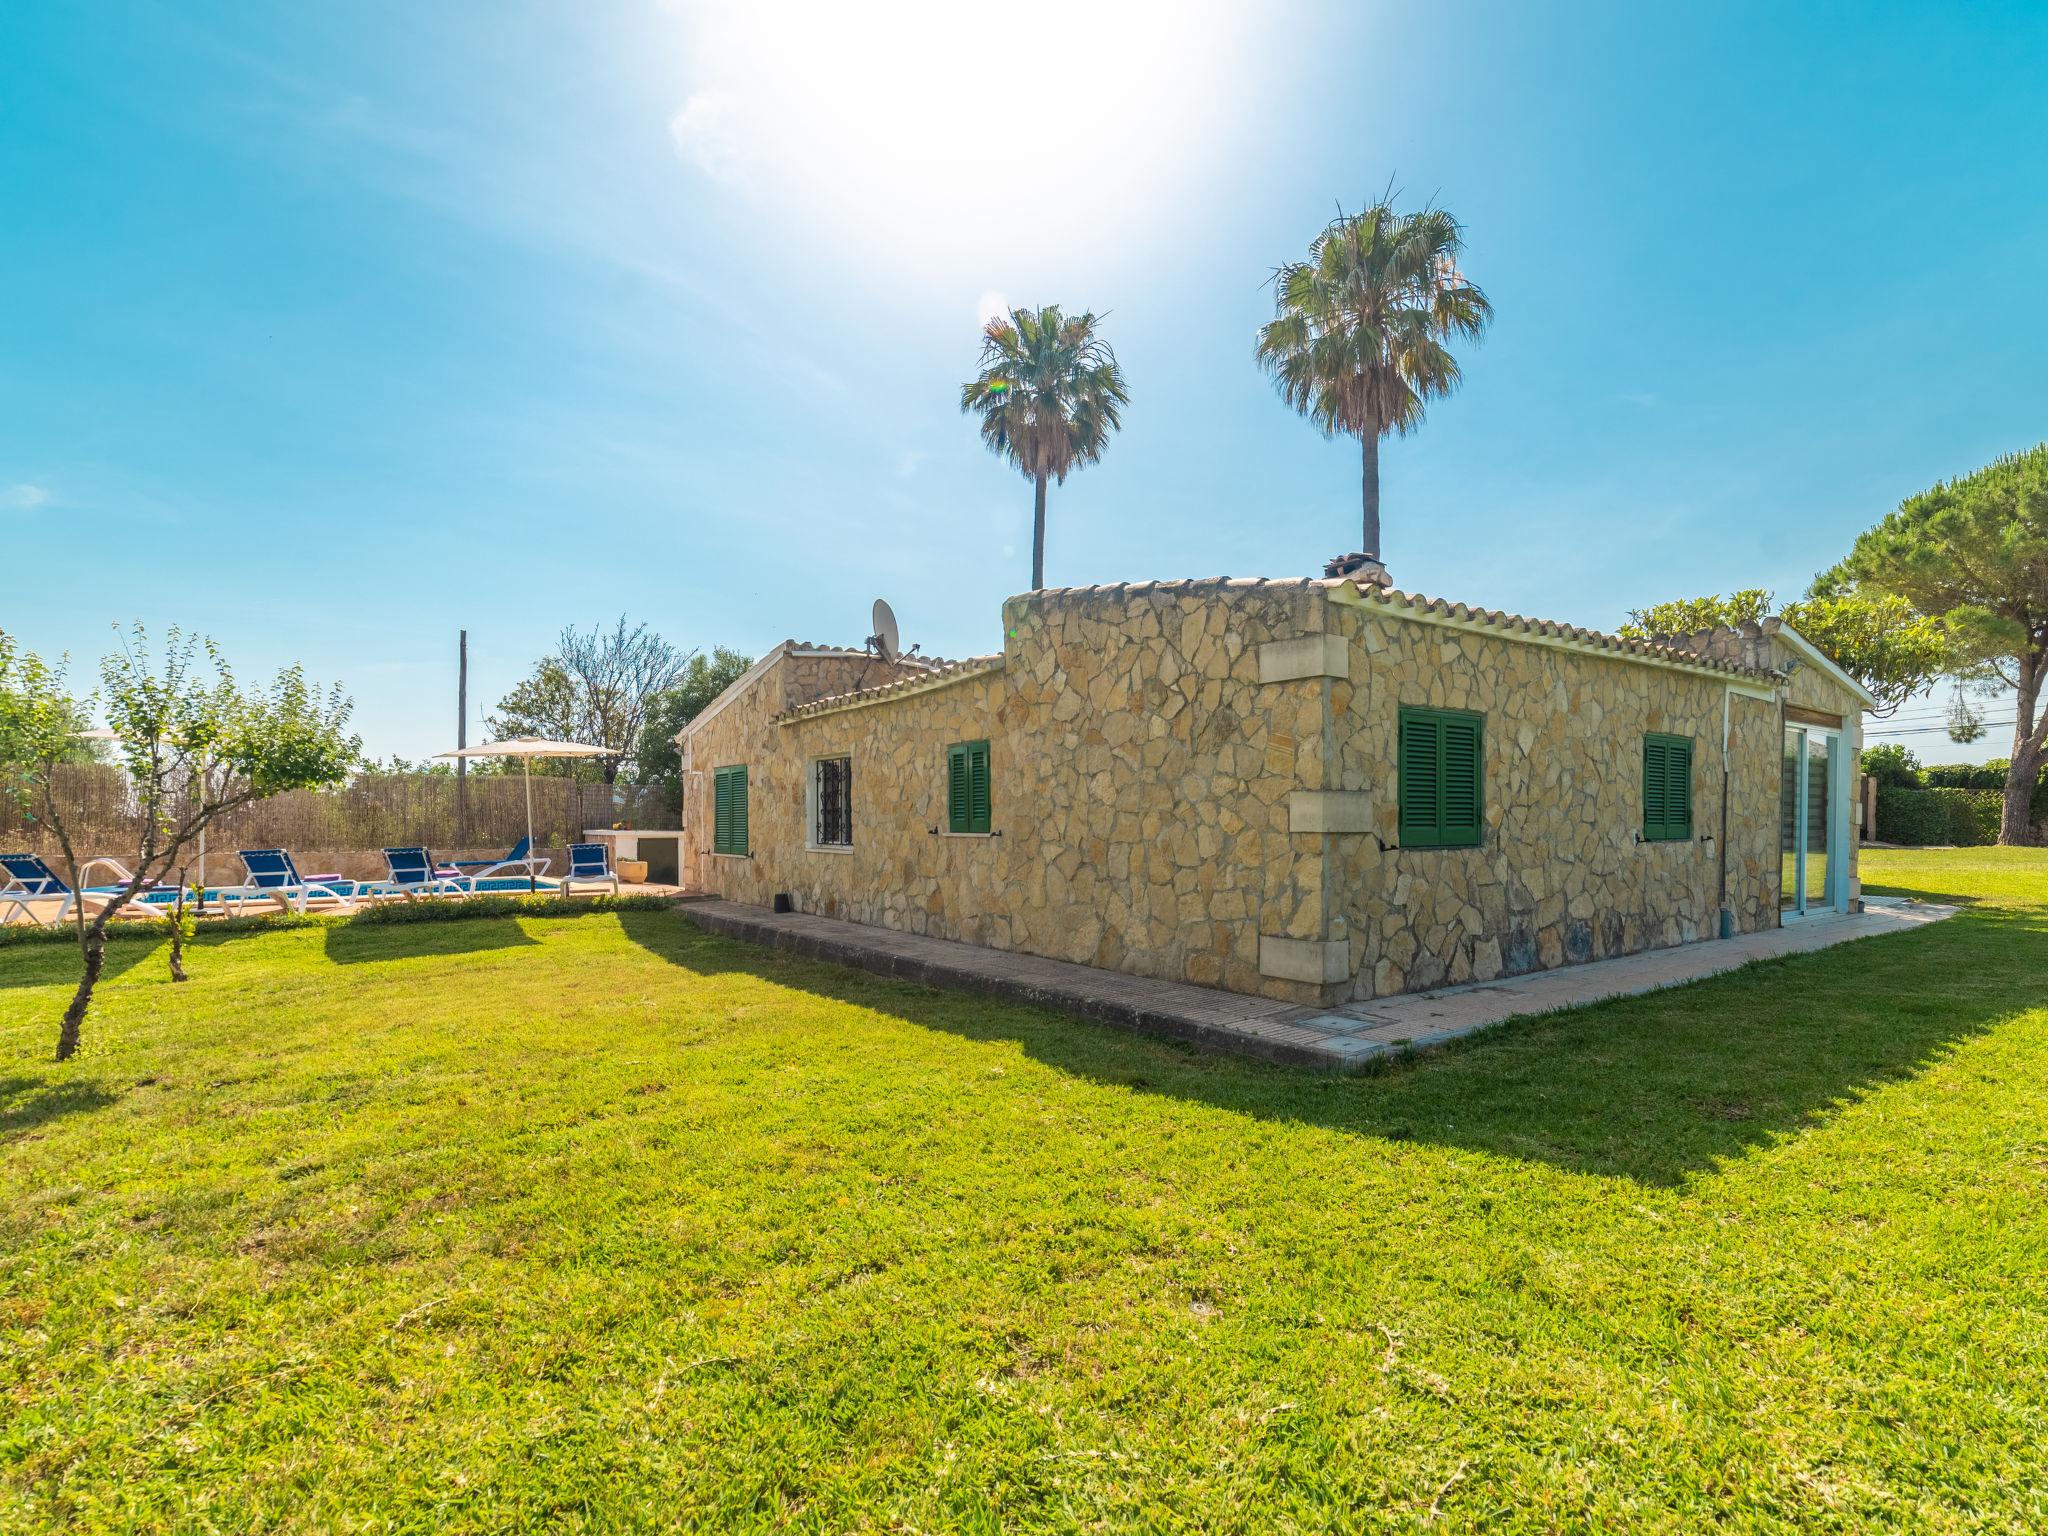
433, 738, 621, 891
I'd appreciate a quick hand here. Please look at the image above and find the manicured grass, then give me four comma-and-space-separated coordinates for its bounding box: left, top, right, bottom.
3, 850, 2045, 1532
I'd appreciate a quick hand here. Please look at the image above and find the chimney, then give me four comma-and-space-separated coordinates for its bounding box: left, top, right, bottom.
1323, 551, 1392, 588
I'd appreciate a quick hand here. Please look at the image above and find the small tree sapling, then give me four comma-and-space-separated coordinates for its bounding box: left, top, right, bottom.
7, 625, 358, 1060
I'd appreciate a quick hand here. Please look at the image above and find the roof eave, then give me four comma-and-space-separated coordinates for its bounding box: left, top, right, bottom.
1337, 582, 1782, 688
774, 656, 1006, 724
1765, 620, 1882, 711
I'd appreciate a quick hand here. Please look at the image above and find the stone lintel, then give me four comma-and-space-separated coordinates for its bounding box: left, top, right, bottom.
1257, 634, 1349, 684
1288, 789, 1374, 834
1258, 934, 1352, 985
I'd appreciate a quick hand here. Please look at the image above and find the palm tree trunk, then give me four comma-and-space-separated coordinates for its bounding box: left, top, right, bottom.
1032, 474, 1049, 591
1360, 432, 1381, 560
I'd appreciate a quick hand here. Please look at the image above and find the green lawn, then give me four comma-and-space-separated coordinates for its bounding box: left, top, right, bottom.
3, 850, 2045, 1533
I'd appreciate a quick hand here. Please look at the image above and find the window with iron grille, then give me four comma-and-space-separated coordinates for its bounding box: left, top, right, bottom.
814, 757, 852, 847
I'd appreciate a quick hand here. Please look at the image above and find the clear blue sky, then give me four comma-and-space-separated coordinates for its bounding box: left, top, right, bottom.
5, 1, 2045, 762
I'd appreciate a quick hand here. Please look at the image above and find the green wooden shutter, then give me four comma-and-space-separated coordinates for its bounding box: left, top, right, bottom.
1400, 708, 1482, 849
946, 741, 991, 834
1439, 715, 1483, 847
946, 745, 969, 833
712, 766, 748, 854
1643, 736, 1669, 840
1666, 739, 1691, 840
1643, 735, 1692, 841
1399, 710, 1442, 845
967, 741, 991, 834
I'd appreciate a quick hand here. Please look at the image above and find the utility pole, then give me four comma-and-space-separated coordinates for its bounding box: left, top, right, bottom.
456, 629, 469, 848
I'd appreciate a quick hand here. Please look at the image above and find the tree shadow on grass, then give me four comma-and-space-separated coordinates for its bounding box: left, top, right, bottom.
323, 918, 540, 966
0, 932, 166, 990
0, 1074, 121, 1139
615, 905, 2044, 1188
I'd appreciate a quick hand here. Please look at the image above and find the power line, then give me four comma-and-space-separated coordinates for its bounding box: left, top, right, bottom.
1864, 721, 2018, 738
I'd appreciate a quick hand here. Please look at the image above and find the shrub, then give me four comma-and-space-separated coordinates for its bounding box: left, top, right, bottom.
0, 893, 675, 948
1861, 743, 1923, 789
1924, 761, 2002, 791
345, 892, 675, 925
1927, 759, 2048, 821
0, 910, 330, 949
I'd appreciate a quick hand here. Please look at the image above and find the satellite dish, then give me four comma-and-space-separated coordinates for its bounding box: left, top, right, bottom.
870, 599, 900, 664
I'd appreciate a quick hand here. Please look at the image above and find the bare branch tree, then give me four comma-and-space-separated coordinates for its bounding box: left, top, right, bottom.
490, 618, 693, 786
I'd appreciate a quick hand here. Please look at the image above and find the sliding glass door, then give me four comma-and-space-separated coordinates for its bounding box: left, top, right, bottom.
1780, 723, 1846, 916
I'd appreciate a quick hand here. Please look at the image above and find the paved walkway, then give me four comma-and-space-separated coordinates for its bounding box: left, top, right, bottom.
677, 897, 1958, 1072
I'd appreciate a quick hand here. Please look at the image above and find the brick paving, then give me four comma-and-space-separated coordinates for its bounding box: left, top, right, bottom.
676, 895, 1958, 1072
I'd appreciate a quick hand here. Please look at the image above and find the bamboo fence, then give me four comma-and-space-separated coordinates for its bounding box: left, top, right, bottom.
1, 766, 679, 881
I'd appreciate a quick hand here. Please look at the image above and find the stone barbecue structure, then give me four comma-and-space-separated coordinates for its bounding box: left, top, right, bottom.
676, 575, 1873, 1007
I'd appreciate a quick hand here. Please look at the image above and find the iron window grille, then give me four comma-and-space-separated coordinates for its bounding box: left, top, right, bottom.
815, 757, 852, 847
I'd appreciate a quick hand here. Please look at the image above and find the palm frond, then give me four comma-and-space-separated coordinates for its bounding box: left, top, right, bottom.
960, 302, 1129, 483
1256, 196, 1492, 447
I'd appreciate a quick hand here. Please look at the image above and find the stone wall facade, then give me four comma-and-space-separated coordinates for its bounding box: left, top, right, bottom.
678, 579, 1867, 1007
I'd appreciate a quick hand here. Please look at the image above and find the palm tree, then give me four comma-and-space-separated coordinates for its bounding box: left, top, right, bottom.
1257, 200, 1492, 563
961, 304, 1129, 591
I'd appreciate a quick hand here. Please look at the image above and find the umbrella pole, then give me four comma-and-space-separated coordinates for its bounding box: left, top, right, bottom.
524, 756, 536, 893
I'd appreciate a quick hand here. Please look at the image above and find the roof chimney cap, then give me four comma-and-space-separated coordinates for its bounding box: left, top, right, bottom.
1324, 551, 1392, 587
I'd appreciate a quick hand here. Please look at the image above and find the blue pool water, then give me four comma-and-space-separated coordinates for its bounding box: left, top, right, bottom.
102, 877, 563, 905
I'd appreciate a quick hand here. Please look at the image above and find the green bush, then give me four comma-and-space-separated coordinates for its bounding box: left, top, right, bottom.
0, 910, 329, 949
0, 893, 674, 948
1875, 786, 2000, 846
1924, 759, 2048, 823
1861, 743, 1923, 789
1923, 761, 2002, 791
345, 892, 674, 925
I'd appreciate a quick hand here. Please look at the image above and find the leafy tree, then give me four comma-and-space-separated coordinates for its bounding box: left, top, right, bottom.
356, 753, 454, 777
1820, 445, 2048, 844
1944, 690, 1987, 745
1859, 742, 1922, 789
2, 626, 357, 1059
1256, 198, 1492, 563
1620, 590, 1774, 637
633, 647, 754, 802
1777, 592, 1950, 716
1619, 588, 1948, 717
960, 304, 1128, 592
0, 630, 80, 804
488, 618, 693, 785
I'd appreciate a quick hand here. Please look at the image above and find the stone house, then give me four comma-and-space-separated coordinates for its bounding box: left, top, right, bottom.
675, 573, 1872, 1007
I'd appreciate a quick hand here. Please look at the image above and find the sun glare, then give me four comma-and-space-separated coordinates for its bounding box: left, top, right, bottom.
667, 0, 1259, 268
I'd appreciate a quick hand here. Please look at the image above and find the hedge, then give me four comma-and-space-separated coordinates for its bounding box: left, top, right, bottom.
0, 893, 676, 949
1875, 786, 2002, 846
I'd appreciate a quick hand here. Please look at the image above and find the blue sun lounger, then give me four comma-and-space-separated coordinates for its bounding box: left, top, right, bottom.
377, 846, 473, 897
226, 849, 366, 914
560, 841, 619, 896
1, 851, 161, 926
443, 835, 550, 882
